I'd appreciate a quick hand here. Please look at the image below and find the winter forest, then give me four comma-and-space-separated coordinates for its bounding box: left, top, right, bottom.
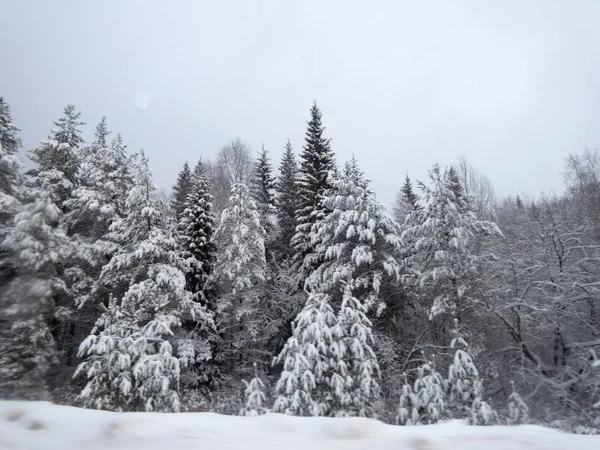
1, 97, 600, 433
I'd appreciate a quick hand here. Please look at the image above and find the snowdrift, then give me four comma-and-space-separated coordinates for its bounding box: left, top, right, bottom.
0, 401, 598, 450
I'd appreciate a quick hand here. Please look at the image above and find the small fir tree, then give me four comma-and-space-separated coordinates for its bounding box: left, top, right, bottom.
335, 286, 380, 417
507, 381, 529, 425
397, 373, 419, 425
273, 292, 345, 417
242, 363, 267, 416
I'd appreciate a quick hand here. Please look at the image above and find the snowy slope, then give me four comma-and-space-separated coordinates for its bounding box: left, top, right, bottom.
0, 401, 598, 450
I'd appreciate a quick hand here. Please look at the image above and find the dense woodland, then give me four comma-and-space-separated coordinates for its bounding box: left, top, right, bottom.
1, 97, 599, 432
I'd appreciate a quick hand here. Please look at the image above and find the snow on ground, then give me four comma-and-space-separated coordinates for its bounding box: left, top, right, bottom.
0, 401, 598, 450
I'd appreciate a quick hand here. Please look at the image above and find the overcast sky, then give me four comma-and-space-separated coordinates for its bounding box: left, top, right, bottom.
2, 0, 600, 207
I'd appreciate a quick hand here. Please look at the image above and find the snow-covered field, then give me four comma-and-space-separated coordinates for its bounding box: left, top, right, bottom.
0, 401, 598, 450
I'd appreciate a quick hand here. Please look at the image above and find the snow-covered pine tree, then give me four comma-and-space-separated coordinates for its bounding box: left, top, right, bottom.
292, 102, 336, 283
393, 175, 422, 224
180, 166, 218, 303
241, 363, 267, 416
413, 361, 447, 424
447, 332, 497, 425
273, 292, 346, 417
212, 181, 267, 376
397, 373, 419, 425
172, 161, 193, 220
507, 381, 529, 425
275, 139, 299, 258
402, 164, 501, 319
178, 163, 222, 390
28, 105, 84, 208
1, 181, 67, 399
251, 145, 276, 238
304, 157, 403, 314
335, 286, 380, 417
0, 97, 23, 237
76, 151, 214, 412
214, 182, 267, 293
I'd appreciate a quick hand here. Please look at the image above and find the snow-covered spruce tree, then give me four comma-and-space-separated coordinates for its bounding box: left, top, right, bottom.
447, 333, 497, 425
0, 97, 23, 239
0, 181, 67, 399
506, 381, 529, 425
64, 122, 134, 300
213, 181, 266, 376
76, 151, 214, 412
241, 363, 267, 416
397, 373, 419, 425
273, 292, 346, 417
393, 174, 422, 224
275, 139, 299, 258
178, 164, 223, 390
292, 102, 336, 283
172, 161, 193, 221
28, 105, 84, 208
402, 164, 501, 319
335, 286, 381, 417
251, 145, 276, 238
413, 361, 447, 424
304, 157, 403, 314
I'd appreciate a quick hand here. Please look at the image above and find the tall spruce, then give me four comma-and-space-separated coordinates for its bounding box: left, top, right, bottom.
178, 164, 222, 389
393, 175, 422, 223
0, 97, 22, 200
213, 182, 267, 377
28, 105, 84, 208
0, 97, 23, 252
275, 139, 298, 258
292, 102, 336, 282
172, 161, 193, 220
251, 145, 276, 237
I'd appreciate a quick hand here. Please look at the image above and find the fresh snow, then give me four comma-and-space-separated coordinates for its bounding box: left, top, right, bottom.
0, 401, 598, 450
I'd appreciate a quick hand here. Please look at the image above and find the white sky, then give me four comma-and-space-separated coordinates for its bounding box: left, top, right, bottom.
2, 0, 600, 206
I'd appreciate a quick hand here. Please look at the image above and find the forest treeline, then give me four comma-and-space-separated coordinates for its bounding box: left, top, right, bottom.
0, 98, 599, 432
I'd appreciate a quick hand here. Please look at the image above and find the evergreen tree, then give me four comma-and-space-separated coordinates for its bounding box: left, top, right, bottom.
28, 105, 84, 208
402, 164, 501, 319
251, 145, 276, 236
292, 102, 336, 282
335, 286, 380, 417
275, 139, 299, 258
172, 161, 193, 220
397, 373, 419, 425
242, 363, 267, 416
304, 158, 403, 314
1, 183, 66, 398
62, 123, 136, 363
413, 361, 447, 424
273, 292, 345, 416
180, 166, 217, 304
0, 97, 23, 270
0, 97, 22, 204
76, 152, 214, 412
213, 182, 267, 376
447, 332, 497, 425
178, 165, 222, 389
507, 382, 529, 425
393, 175, 421, 223
214, 182, 267, 294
